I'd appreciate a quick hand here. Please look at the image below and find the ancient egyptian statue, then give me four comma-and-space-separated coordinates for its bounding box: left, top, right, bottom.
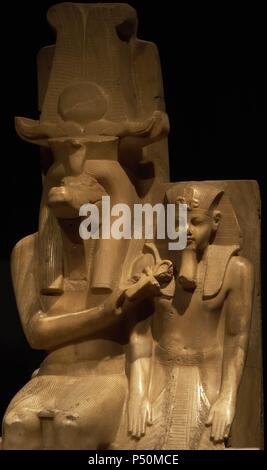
1, 2, 261, 450
118, 182, 254, 450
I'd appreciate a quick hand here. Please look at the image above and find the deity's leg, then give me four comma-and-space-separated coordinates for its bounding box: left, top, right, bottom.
1, 375, 54, 449
3, 408, 42, 450
2, 375, 63, 449
53, 374, 127, 450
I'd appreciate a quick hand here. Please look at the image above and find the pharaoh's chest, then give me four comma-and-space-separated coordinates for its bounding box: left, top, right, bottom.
153, 292, 224, 349
156, 280, 226, 322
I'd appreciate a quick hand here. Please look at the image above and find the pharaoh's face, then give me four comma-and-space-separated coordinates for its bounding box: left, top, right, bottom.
186, 211, 213, 251
177, 209, 221, 252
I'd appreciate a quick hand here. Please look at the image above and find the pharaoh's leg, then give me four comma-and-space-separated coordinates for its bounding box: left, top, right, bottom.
53, 374, 127, 449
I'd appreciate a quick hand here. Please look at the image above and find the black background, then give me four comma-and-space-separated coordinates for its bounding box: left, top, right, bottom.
0, 0, 265, 429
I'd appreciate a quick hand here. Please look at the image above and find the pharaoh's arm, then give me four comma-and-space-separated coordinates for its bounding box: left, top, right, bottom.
206, 256, 254, 441
128, 316, 154, 437
125, 252, 175, 436
11, 235, 122, 351
220, 257, 254, 401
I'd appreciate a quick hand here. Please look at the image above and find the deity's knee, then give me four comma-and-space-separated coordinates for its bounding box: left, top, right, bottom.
53, 412, 97, 449
2, 409, 41, 449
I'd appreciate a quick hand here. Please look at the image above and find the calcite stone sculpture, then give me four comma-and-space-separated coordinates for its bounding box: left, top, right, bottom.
2, 3, 261, 450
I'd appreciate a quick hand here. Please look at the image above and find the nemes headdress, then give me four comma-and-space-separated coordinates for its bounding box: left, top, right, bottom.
166, 181, 242, 298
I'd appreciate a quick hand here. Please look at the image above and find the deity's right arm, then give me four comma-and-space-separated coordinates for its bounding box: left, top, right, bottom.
25, 302, 120, 350
11, 234, 121, 350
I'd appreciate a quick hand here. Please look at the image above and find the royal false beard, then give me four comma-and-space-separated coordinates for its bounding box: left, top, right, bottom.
178, 248, 197, 291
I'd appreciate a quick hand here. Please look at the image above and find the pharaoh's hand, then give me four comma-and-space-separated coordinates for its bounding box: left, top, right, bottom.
206, 396, 236, 442
128, 394, 153, 438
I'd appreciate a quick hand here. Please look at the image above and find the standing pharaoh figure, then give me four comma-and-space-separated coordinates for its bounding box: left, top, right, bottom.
123, 182, 254, 450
